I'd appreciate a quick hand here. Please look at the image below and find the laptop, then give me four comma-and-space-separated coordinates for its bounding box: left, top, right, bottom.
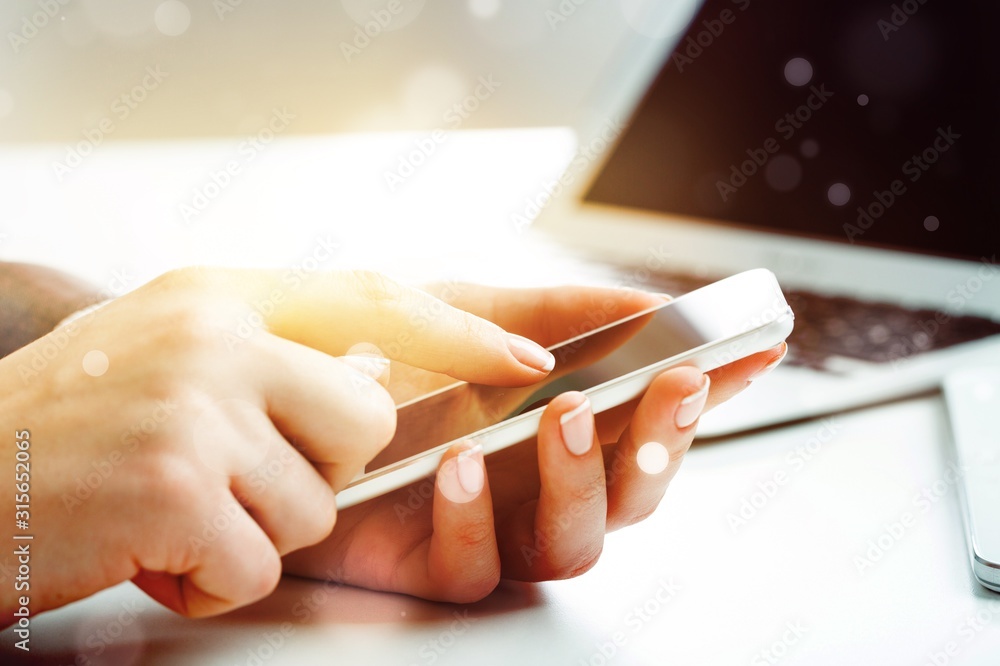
2, 0, 998, 437
522, 0, 1000, 436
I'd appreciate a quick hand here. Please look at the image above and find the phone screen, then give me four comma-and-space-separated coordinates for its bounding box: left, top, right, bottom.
364, 302, 664, 471
367, 273, 783, 471
343, 269, 793, 507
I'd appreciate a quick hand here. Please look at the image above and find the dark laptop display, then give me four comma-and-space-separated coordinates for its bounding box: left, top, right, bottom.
586, 0, 1000, 262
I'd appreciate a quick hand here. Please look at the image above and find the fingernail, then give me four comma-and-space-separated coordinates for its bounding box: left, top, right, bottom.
675, 375, 710, 429
341, 355, 391, 382
457, 445, 485, 496
438, 443, 484, 503
559, 394, 593, 456
748, 343, 788, 383
506, 334, 555, 373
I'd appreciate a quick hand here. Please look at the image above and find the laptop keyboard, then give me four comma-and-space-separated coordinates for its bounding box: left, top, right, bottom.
613, 269, 1000, 373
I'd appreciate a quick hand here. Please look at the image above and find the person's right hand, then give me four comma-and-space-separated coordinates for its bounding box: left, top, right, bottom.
0, 268, 556, 624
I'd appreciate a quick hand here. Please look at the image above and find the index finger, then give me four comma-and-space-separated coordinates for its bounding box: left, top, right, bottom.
224, 269, 556, 387
427, 283, 668, 346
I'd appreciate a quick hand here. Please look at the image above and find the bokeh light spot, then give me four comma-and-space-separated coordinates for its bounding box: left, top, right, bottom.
637, 442, 669, 475
155, 1, 191, 36
468, 0, 500, 19
827, 183, 852, 206
784, 58, 813, 87
83, 350, 109, 377
765, 155, 803, 192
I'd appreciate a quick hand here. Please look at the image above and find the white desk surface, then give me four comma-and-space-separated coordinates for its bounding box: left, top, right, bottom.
4, 394, 999, 665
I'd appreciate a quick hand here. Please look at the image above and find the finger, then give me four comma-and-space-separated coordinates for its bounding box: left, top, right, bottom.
428, 283, 667, 346
253, 334, 397, 488
232, 269, 556, 386
230, 438, 338, 556
704, 342, 787, 410
594, 342, 788, 443
594, 397, 642, 445
498, 392, 607, 581
132, 494, 282, 617
604, 367, 710, 532
394, 442, 501, 602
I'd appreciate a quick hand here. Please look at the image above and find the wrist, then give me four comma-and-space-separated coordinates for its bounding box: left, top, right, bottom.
0, 262, 102, 358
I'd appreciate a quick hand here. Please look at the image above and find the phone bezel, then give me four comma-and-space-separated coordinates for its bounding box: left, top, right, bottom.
336, 269, 794, 508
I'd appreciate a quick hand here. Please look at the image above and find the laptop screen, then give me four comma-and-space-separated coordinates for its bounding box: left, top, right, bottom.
585, 0, 1000, 262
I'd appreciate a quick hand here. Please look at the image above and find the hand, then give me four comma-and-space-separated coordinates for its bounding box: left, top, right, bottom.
0, 268, 557, 623
282, 285, 787, 601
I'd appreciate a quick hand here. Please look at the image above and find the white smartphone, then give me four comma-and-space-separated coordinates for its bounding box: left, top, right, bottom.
336, 268, 795, 509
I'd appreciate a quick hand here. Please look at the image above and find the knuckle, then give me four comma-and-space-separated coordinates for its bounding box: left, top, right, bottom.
441, 569, 501, 604
350, 386, 397, 455
301, 494, 338, 546
370, 389, 398, 449
449, 519, 496, 552
151, 266, 223, 293
348, 269, 405, 309
561, 545, 603, 579
169, 306, 225, 350
249, 550, 283, 600
139, 454, 206, 513
622, 505, 658, 527
567, 475, 606, 513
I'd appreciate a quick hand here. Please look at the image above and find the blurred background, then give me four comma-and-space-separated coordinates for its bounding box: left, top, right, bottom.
2, 0, 678, 285
2, 1, 997, 282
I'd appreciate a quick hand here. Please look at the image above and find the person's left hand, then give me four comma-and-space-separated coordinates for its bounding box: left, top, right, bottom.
282, 284, 786, 601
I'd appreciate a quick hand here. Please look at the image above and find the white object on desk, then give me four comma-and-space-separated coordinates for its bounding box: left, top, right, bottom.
945, 366, 1000, 593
